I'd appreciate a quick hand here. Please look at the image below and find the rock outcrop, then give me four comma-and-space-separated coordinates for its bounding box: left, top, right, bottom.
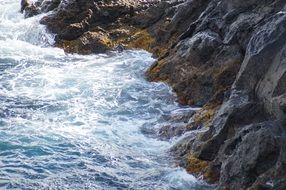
21, 0, 159, 54
21, 0, 286, 189
143, 1, 286, 189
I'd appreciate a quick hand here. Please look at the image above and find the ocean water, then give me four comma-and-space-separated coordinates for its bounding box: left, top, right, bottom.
0, 1, 211, 189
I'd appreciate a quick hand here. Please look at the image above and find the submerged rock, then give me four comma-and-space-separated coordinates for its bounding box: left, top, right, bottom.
20, 0, 29, 13
114, 44, 125, 53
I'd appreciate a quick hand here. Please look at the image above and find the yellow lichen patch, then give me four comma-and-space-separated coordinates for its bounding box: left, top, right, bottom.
106, 25, 134, 45
152, 46, 169, 57
126, 29, 155, 52
186, 154, 220, 183
203, 167, 220, 183
145, 58, 170, 81
57, 31, 113, 54
98, 34, 113, 47
85, 31, 114, 48
99, 26, 163, 54
57, 39, 84, 54
186, 154, 209, 175
191, 103, 219, 127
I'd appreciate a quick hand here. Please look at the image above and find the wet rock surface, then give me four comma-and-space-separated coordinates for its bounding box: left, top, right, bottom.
21, 0, 286, 189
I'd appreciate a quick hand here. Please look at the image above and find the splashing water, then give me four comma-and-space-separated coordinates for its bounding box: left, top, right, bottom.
0, 1, 212, 189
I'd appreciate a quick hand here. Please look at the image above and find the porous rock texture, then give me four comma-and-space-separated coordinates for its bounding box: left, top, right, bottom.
21, 0, 286, 189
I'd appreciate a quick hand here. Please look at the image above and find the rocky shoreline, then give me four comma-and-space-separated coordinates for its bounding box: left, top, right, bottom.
21, 0, 286, 189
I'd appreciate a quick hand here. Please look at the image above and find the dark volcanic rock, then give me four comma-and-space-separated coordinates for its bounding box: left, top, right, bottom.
40, 0, 61, 13
23, 5, 40, 18
21, 0, 41, 18
140, 0, 286, 189
39, 0, 97, 40
218, 122, 284, 190
146, 0, 286, 107
20, 0, 29, 13
189, 9, 286, 190
22, 0, 160, 53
